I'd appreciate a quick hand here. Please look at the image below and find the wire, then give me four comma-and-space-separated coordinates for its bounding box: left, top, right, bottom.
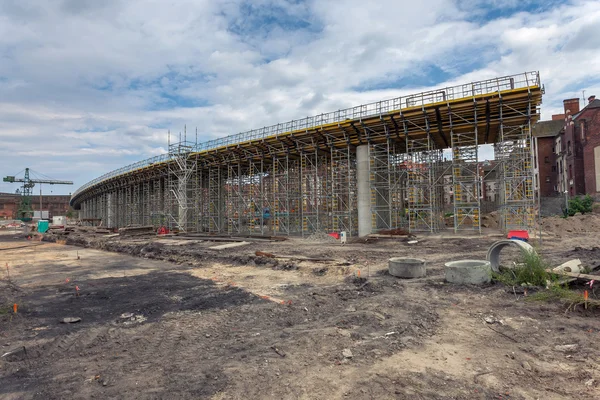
9, 169, 25, 178
28, 169, 61, 181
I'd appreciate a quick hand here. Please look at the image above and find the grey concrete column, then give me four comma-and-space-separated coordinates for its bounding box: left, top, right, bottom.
357, 145, 371, 237
107, 193, 114, 228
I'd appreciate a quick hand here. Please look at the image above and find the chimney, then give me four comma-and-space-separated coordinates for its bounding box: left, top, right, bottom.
552, 114, 565, 121
563, 98, 580, 115
589, 95, 596, 104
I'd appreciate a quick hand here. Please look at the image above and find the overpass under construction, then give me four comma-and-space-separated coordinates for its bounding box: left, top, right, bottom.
71, 71, 543, 236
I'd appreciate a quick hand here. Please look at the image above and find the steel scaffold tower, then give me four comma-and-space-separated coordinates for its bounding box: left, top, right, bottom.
226, 163, 242, 235
450, 103, 481, 232
331, 146, 356, 234
272, 156, 290, 235
167, 136, 198, 233
406, 137, 443, 232
369, 141, 407, 231
496, 93, 536, 231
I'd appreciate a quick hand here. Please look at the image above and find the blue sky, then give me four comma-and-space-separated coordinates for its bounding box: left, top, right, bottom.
1, 0, 599, 194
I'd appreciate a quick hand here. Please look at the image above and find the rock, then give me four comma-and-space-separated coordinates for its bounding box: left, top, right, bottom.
521, 361, 532, 371
345, 306, 356, 312
337, 329, 352, 338
60, 317, 81, 324
585, 378, 595, 387
120, 313, 134, 319
342, 349, 353, 359
554, 344, 579, 353
373, 312, 386, 321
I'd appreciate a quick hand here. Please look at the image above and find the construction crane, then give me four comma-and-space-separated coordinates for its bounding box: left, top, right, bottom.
3, 168, 73, 221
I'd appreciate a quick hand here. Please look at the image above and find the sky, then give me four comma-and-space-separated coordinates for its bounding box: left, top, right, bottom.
1, 0, 600, 195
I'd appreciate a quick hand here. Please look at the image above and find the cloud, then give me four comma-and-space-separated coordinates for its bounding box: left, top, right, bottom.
1, 0, 599, 194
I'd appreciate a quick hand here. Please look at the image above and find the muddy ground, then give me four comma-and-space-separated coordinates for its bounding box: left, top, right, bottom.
1, 226, 600, 399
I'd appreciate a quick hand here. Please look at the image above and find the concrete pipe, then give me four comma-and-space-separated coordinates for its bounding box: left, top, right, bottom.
486, 240, 536, 272
445, 260, 492, 284
388, 258, 426, 278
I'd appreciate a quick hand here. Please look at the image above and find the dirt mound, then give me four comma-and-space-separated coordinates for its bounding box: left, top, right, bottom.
540, 213, 600, 235
305, 231, 339, 243
480, 211, 500, 229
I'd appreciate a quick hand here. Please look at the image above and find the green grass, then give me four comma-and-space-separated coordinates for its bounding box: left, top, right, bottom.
529, 285, 582, 302
492, 251, 598, 311
492, 250, 557, 287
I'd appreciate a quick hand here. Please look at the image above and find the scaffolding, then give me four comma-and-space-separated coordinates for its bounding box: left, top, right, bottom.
71, 72, 542, 237
495, 90, 536, 231
406, 137, 443, 232
167, 132, 198, 233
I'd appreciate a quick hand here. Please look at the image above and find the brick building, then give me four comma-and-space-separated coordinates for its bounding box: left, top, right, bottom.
533, 119, 561, 197
532, 95, 600, 198
0, 193, 72, 220
578, 96, 600, 195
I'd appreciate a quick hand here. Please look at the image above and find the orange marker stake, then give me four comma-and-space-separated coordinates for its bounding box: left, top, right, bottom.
357, 270, 361, 278
584, 290, 589, 309
75, 285, 80, 297
13, 303, 18, 313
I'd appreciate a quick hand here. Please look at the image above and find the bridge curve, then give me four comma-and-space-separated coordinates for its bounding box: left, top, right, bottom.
72, 72, 542, 236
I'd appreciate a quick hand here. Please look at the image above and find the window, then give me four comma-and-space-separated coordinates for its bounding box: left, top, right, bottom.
552, 166, 556, 172
569, 164, 572, 179
568, 141, 572, 155
544, 156, 549, 163
545, 176, 551, 183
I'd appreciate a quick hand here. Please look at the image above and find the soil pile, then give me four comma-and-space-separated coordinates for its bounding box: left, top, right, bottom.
540, 213, 600, 235
481, 211, 500, 228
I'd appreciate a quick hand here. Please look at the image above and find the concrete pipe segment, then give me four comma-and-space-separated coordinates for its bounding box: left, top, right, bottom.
445, 260, 492, 284
388, 258, 426, 278
486, 240, 536, 272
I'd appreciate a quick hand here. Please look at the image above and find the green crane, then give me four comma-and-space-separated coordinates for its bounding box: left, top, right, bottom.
3, 168, 73, 221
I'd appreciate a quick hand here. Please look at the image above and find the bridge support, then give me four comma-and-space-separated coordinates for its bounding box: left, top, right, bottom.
357, 145, 371, 237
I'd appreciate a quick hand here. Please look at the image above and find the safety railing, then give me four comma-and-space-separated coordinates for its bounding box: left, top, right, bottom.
71, 71, 540, 201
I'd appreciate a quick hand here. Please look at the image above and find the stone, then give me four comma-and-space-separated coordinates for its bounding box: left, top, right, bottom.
60, 317, 81, 324
342, 349, 353, 359
554, 344, 578, 353
521, 361, 532, 371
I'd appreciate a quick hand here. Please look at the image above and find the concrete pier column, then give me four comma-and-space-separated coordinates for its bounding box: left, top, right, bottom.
107, 193, 114, 228
357, 145, 371, 237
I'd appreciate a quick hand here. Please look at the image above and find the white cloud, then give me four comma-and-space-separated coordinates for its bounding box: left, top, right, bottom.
1, 0, 599, 194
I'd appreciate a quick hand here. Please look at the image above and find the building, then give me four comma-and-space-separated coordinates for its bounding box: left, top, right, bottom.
0, 193, 73, 220
533, 119, 561, 197
532, 95, 600, 199
577, 95, 600, 195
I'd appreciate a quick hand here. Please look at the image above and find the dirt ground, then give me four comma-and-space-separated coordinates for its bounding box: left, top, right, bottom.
1, 223, 600, 399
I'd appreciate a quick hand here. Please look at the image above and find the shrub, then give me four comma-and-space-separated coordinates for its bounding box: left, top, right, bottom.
566, 194, 594, 216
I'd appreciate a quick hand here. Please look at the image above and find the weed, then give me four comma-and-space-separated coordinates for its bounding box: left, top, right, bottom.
492, 251, 556, 287
529, 285, 598, 311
